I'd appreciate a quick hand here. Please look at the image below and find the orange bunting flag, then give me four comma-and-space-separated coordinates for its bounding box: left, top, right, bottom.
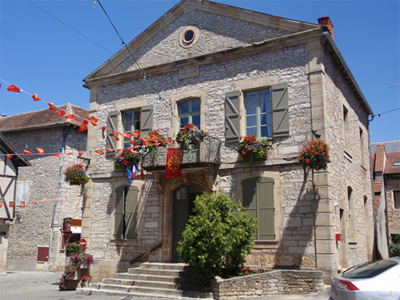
77, 195, 82, 198
65, 114, 75, 120
118, 132, 130, 139
106, 148, 113, 152
78, 120, 89, 132
42, 198, 48, 201
78, 151, 84, 157
0, 202, 2, 208
111, 130, 120, 141
165, 148, 182, 178
6, 154, 12, 159
53, 153, 62, 157
165, 138, 172, 143
95, 150, 104, 155
131, 131, 141, 137
36, 147, 45, 154
64, 151, 72, 156
66, 197, 70, 200
23, 150, 31, 155
117, 149, 122, 155
7, 84, 20, 93
32, 94, 41, 101
32, 200, 37, 205
89, 116, 98, 126
56, 109, 66, 117
20, 201, 26, 208
102, 126, 106, 139
9, 201, 15, 208
48, 102, 56, 110
54, 198, 59, 200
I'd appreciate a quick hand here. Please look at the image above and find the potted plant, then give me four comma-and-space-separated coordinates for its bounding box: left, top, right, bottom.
132, 131, 170, 162
59, 264, 80, 290
63, 164, 89, 195
79, 274, 93, 288
298, 139, 331, 181
176, 123, 208, 151
66, 241, 81, 256
70, 253, 94, 269
237, 135, 270, 173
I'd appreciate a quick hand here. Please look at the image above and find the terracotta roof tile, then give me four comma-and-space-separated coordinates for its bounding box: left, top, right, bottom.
371, 154, 376, 173
375, 144, 386, 173
0, 103, 88, 132
385, 152, 400, 174
374, 181, 382, 194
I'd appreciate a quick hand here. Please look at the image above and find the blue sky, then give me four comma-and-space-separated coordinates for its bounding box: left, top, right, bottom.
0, 0, 399, 144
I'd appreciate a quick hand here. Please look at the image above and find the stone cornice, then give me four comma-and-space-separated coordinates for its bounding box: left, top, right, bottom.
84, 28, 324, 88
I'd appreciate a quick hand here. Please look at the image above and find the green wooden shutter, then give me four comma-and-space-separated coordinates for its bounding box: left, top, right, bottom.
141, 105, 153, 136
242, 177, 259, 239
125, 186, 138, 239
257, 177, 275, 240
106, 111, 119, 154
225, 91, 241, 142
114, 186, 124, 239
271, 83, 289, 137
242, 177, 275, 241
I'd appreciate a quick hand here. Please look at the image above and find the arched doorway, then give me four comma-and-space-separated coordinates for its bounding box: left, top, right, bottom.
172, 184, 203, 261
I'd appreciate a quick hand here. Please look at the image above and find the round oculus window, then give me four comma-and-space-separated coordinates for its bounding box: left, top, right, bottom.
183, 29, 195, 44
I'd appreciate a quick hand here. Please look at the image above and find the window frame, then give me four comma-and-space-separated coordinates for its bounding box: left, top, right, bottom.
244, 89, 272, 139
122, 110, 141, 149
394, 191, 400, 210
178, 99, 201, 129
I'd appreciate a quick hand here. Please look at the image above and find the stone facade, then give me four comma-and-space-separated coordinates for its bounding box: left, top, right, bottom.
0, 105, 88, 272
83, 0, 374, 284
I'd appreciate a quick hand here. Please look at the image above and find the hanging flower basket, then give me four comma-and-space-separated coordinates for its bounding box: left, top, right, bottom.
114, 151, 141, 171
63, 164, 89, 187
176, 123, 208, 151
237, 135, 270, 173
298, 139, 331, 181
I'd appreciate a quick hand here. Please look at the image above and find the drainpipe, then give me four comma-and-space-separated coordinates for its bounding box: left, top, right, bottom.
48, 125, 74, 269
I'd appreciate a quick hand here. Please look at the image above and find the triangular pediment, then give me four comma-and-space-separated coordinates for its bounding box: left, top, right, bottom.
85, 0, 319, 81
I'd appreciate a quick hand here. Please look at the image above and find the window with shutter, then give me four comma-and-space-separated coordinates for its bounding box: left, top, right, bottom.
114, 186, 139, 239
122, 110, 141, 148
271, 83, 289, 138
140, 105, 153, 137
106, 111, 119, 154
242, 177, 275, 240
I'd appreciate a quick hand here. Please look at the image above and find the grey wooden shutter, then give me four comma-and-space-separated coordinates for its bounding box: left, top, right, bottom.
225, 91, 241, 142
271, 83, 289, 137
125, 186, 138, 239
242, 177, 274, 241
106, 111, 119, 154
257, 177, 275, 240
140, 105, 153, 136
114, 186, 124, 239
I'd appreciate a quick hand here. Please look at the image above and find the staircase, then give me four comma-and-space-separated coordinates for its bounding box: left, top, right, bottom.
77, 262, 214, 299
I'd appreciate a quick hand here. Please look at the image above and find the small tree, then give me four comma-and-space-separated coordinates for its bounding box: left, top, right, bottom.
389, 235, 400, 257
177, 192, 257, 286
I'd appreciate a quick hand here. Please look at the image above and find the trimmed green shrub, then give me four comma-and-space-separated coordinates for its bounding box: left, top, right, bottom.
177, 192, 257, 286
389, 235, 400, 257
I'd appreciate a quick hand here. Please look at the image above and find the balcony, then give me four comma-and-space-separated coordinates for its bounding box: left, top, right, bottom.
141, 136, 221, 172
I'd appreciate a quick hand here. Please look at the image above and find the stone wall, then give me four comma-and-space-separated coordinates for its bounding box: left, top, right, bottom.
211, 269, 324, 300
387, 177, 400, 235
4, 126, 87, 271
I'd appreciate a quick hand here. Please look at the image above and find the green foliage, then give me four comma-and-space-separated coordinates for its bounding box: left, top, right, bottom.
177, 192, 257, 286
66, 242, 81, 256
389, 235, 400, 257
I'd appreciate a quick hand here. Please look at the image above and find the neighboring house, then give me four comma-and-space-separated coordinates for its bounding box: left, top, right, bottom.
0, 103, 88, 271
371, 141, 400, 257
0, 133, 30, 274
82, 0, 374, 283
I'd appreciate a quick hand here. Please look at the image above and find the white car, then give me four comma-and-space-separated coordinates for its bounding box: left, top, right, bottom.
330, 257, 400, 300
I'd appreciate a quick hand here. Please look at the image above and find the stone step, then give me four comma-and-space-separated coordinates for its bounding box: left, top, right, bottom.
140, 262, 190, 271
129, 267, 191, 278
77, 287, 213, 299
115, 273, 193, 284
83, 284, 214, 298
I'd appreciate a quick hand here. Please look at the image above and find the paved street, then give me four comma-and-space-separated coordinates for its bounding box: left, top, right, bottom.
0, 271, 331, 300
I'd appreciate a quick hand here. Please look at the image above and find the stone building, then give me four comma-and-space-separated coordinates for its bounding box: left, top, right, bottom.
0, 133, 30, 274
0, 103, 88, 271
371, 141, 400, 257
82, 0, 374, 283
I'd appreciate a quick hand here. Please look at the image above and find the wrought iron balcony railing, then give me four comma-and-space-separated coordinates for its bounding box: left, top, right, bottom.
141, 136, 222, 171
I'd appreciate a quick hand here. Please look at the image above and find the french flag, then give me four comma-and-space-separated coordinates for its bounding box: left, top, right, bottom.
127, 162, 140, 184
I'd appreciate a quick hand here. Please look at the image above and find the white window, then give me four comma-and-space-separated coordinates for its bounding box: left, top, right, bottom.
16, 180, 29, 206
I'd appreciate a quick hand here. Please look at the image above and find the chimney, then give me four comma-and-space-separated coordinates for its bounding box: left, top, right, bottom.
318, 16, 334, 41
